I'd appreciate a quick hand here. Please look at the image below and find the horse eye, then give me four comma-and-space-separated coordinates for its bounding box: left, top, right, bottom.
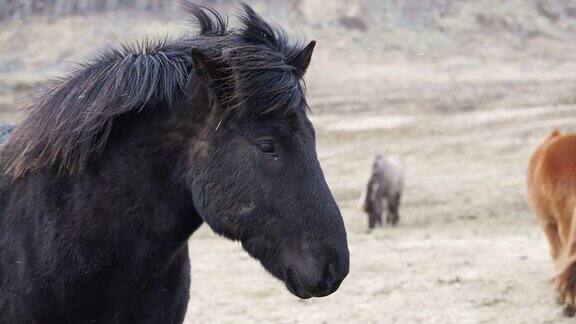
257, 141, 275, 154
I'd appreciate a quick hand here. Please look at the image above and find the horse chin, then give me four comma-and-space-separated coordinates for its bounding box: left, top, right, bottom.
284, 268, 312, 299
240, 237, 336, 299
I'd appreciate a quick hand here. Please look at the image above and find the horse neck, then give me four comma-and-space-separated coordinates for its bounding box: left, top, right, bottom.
4, 93, 207, 265
78, 95, 207, 243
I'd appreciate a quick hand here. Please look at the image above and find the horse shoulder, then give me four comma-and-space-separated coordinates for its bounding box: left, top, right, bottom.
529, 133, 576, 226
543, 135, 576, 190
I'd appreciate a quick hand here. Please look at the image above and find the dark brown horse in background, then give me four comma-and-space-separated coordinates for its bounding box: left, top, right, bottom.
528, 130, 576, 316
0, 3, 349, 323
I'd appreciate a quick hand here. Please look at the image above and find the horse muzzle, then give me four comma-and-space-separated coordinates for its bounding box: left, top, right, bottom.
284, 244, 349, 299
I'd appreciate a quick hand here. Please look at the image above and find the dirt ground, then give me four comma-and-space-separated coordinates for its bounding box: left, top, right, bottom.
3, 6, 576, 323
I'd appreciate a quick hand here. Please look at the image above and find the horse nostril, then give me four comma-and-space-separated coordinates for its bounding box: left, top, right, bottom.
301, 259, 343, 296
323, 261, 336, 286
323, 258, 347, 291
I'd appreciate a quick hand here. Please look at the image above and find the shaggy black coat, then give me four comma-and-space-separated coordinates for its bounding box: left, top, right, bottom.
0, 3, 349, 323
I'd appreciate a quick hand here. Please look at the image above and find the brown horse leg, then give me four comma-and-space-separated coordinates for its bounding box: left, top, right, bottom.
548, 211, 576, 306
564, 305, 576, 317
558, 220, 571, 254
541, 220, 565, 303
542, 221, 561, 262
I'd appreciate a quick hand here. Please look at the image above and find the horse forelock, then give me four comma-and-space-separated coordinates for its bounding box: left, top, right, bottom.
194, 2, 309, 119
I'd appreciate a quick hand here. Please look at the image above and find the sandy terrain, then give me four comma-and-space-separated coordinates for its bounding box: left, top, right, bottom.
3, 3, 576, 323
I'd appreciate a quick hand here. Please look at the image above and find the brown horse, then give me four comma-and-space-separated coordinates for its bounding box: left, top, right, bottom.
528, 129, 576, 316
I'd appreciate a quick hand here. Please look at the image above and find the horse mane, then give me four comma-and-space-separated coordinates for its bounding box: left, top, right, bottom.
5, 2, 308, 178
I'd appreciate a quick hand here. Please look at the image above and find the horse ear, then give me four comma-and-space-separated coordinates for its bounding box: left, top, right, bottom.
288, 41, 316, 74
190, 48, 215, 81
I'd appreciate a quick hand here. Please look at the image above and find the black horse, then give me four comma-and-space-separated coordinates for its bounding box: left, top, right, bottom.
0, 3, 349, 323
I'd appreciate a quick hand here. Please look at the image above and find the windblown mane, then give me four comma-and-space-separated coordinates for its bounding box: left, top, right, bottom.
5, 2, 308, 178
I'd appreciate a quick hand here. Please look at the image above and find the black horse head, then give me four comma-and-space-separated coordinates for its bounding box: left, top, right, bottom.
183, 4, 349, 298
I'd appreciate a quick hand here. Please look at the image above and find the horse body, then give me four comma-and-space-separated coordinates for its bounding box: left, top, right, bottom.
0, 99, 201, 323
528, 129, 576, 315
361, 154, 404, 228
0, 3, 349, 323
